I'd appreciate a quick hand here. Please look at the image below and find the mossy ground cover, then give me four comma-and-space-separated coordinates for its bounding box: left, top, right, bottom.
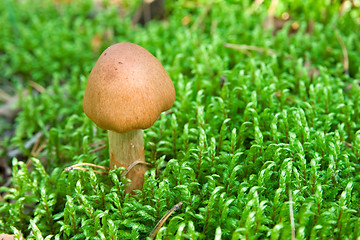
1, 0, 360, 239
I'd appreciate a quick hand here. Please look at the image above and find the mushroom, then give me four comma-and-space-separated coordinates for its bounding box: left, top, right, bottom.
83, 42, 175, 193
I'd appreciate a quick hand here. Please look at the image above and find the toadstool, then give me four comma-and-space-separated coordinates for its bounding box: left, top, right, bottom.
83, 42, 175, 193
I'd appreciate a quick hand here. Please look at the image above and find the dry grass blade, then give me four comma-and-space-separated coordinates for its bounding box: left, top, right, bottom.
267, 0, 278, 17
191, 3, 212, 31
26, 132, 48, 168
336, 33, 349, 74
65, 163, 110, 175
224, 43, 278, 56
66, 166, 109, 175
122, 160, 152, 177
148, 202, 183, 239
65, 160, 151, 176
29, 81, 46, 93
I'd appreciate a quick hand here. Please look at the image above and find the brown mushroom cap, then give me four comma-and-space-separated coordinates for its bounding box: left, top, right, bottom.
83, 42, 175, 133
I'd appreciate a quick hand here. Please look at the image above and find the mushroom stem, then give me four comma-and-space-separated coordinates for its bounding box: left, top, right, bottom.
108, 129, 147, 193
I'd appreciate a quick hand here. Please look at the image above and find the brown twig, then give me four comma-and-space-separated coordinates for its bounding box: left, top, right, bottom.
148, 202, 183, 239
78, 140, 107, 154
90, 145, 106, 154
88, 140, 106, 148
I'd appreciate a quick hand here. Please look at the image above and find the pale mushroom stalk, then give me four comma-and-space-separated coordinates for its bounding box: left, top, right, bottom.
108, 130, 147, 192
